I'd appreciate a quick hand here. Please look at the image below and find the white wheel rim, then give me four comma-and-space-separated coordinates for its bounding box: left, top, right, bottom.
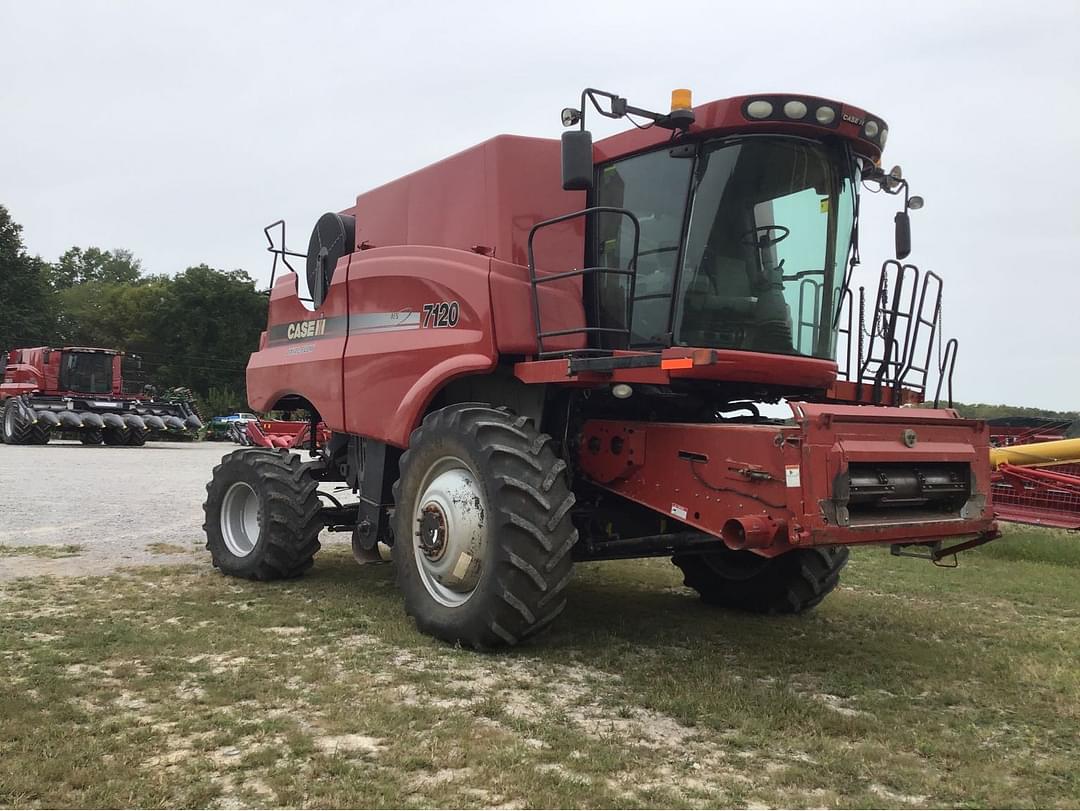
221, 481, 260, 557
411, 455, 487, 608
3, 406, 14, 438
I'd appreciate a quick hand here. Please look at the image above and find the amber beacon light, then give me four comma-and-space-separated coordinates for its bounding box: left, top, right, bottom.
670, 88, 692, 111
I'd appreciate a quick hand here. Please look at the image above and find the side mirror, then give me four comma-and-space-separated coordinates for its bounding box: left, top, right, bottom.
561, 130, 594, 192
895, 210, 911, 260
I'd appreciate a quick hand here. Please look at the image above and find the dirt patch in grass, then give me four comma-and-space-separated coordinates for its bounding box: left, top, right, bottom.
2, 528, 1080, 807
0, 543, 83, 558
146, 543, 193, 556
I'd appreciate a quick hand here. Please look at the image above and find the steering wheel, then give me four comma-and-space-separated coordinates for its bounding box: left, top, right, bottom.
740, 224, 790, 249
782, 268, 825, 281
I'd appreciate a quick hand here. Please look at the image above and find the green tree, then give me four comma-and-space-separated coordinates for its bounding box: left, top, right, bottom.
54, 275, 171, 350
951, 402, 1080, 437
143, 264, 265, 397
0, 204, 57, 351
205, 385, 247, 417
49, 246, 142, 289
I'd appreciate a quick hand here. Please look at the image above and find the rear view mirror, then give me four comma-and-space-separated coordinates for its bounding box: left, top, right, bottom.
562, 130, 594, 192
895, 211, 911, 260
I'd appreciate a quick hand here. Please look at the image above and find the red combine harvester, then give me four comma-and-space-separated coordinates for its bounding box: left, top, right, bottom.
1, 346, 202, 446
204, 88, 999, 648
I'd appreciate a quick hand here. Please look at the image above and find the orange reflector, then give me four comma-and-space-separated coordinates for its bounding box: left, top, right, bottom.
661, 357, 694, 370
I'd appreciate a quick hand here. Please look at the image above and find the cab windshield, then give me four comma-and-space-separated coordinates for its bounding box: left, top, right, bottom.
59, 351, 113, 393
594, 137, 857, 359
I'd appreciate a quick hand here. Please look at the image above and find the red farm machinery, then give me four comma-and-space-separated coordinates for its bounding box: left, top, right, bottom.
239, 418, 331, 449
1, 346, 203, 446
203, 88, 1000, 648
987, 419, 1080, 530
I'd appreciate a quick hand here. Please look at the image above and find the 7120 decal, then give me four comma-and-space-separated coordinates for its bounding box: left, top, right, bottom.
421, 301, 460, 328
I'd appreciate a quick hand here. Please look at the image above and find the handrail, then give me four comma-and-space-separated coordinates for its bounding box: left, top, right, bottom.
527, 206, 641, 358
264, 219, 309, 290
933, 338, 958, 408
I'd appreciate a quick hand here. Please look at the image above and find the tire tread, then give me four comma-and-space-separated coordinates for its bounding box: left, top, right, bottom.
203, 448, 323, 581
394, 403, 576, 649
674, 546, 848, 615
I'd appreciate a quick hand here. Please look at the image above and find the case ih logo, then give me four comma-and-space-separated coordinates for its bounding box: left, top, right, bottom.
842, 112, 864, 126
268, 317, 344, 346
287, 319, 327, 340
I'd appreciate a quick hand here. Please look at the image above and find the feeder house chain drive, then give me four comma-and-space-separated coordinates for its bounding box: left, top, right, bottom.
203, 88, 999, 648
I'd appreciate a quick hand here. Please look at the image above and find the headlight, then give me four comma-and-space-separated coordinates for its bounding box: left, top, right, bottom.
746, 100, 773, 119
815, 106, 836, 125
783, 100, 808, 119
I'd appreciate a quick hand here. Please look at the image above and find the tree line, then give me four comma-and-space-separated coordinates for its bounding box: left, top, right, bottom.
950, 402, 1080, 438
0, 204, 266, 415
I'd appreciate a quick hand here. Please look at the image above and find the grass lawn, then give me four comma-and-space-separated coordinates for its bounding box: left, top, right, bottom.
1, 523, 1078, 808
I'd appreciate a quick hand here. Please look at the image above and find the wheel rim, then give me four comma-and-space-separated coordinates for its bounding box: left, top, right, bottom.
221, 481, 261, 557
3, 405, 14, 438
411, 455, 487, 607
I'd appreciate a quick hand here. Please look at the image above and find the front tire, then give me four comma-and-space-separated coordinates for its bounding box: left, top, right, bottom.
26, 424, 50, 445
3, 399, 28, 444
203, 448, 323, 580
393, 404, 577, 649
103, 427, 129, 446
673, 546, 849, 614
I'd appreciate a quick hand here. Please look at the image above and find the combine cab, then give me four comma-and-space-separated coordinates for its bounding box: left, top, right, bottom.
0, 346, 203, 446
203, 87, 1000, 648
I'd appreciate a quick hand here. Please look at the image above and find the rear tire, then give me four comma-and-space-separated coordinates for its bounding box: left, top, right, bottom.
393, 404, 576, 649
673, 546, 849, 614
126, 428, 148, 446
203, 448, 323, 580
81, 429, 104, 445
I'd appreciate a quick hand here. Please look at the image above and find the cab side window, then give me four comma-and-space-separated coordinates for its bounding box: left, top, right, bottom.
593, 150, 692, 347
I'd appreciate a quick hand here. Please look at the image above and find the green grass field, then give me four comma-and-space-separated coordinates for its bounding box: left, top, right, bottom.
2, 524, 1078, 808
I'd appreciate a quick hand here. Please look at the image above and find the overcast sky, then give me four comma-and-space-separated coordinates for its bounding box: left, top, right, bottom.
2, 0, 1077, 409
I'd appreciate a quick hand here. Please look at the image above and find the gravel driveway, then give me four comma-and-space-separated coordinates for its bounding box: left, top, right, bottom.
0, 441, 234, 579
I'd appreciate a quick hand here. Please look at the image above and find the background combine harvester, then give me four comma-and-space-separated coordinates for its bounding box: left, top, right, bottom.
203, 87, 1001, 649
988, 420, 1080, 530
1, 346, 203, 446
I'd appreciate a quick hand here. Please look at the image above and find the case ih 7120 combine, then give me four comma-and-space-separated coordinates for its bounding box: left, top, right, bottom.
204, 88, 999, 648
1, 346, 202, 445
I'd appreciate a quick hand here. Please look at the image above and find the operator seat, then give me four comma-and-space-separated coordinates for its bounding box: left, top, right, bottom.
679, 254, 756, 347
